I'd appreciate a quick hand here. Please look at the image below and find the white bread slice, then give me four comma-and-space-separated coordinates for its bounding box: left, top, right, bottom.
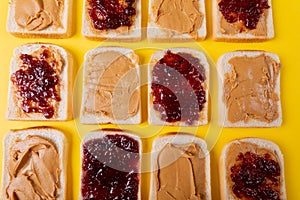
212, 0, 274, 42
82, 0, 141, 41
217, 50, 282, 127
1, 127, 68, 200
6, 0, 73, 38
147, 0, 207, 42
149, 133, 211, 200
148, 48, 209, 126
219, 138, 286, 200
79, 129, 142, 200
80, 46, 141, 125
6, 43, 73, 121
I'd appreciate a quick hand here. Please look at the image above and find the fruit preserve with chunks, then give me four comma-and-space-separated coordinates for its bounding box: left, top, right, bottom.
81, 134, 140, 200
231, 152, 281, 200
151, 51, 206, 125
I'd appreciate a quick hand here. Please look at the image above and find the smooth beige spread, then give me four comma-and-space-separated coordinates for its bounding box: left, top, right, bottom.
83, 51, 140, 120
15, 0, 64, 31
155, 143, 206, 200
225, 141, 280, 197
152, 0, 203, 37
6, 136, 60, 200
224, 54, 280, 123
220, 10, 268, 36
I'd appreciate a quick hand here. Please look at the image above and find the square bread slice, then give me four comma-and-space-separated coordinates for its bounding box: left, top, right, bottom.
1, 127, 67, 200
82, 0, 141, 41
80, 46, 141, 124
147, 0, 207, 42
217, 51, 282, 127
219, 138, 286, 200
6, 43, 73, 121
148, 48, 209, 126
213, 0, 274, 42
149, 133, 211, 200
6, 0, 73, 38
80, 129, 142, 200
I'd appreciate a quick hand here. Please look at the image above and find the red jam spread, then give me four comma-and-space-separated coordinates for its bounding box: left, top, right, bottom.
11, 47, 62, 119
231, 152, 281, 200
87, 0, 136, 30
151, 51, 206, 125
81, 134, 140, 200
218, 0, 270, 30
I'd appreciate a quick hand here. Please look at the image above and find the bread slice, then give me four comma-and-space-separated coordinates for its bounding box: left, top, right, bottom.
6, 0, 72, 38
6, 43, 73, 121
80, 129, 142, 200
212, 0, 274, 42
80, 46, 141, 125
149, 133, 211, 200
219, 138, 286, 200
217, 50, 282, 127
147, 0, 207, 42
148, 48, 209, 126
1, 127, 67, 200
82, 0, 141, 41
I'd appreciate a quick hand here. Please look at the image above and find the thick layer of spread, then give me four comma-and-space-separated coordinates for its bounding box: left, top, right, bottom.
6, 135, 60, 199
15, 0, 64, 31
224, 54, 280, 123
155, 143, 206, 199
152, 0, 203, 37
226, 142, 281, 199
83, 51, 139, 120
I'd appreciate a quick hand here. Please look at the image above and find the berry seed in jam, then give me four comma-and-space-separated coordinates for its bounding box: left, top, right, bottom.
219, 0, 270, 30
87, 0, 136, 30
151, 51, 206, 125
231, 152, 281, 200
81, 134, 140, 200
10, 47, 62, 119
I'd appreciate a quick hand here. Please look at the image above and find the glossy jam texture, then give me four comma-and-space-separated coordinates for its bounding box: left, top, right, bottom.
151, 51, 206, 125
231, 152, 281, 200
87, 0, 136, 30
11, 49, 61, 119
219, 0, 270, 30
81, 134, 140, 200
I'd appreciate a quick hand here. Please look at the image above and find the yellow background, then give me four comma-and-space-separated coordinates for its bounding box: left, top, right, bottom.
0, 0, 299, 199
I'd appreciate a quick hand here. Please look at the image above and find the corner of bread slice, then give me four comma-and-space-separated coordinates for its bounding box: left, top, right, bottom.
80, 46, 141, 125
148, 48, 209, 126
219, 138, 286, 200
2, 127, 67, 200
82, 0, 141, 41
80, 129, 142, 200
212, 0, 274, 42
6, 0, 73, 38
150, 133, 211, 200
6, 43, 73, 121
147, 0, 206, 42
217, 50, 282, 127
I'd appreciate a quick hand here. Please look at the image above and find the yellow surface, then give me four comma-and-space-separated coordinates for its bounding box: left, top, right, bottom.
0, 0, 300, 199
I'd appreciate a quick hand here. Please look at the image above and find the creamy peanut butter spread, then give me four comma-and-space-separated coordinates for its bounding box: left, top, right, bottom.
83, 51, 140, 120
224, 54, 280, 123
6, 136, 60, 200
15, 0, 64, 31
225, 141, 280, 197
220, 10, 268, 36
155, 143, 206, 200
152, 0, 203, 37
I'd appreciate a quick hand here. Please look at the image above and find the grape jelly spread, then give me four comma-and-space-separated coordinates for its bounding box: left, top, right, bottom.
231, 152, 281, 200
81, 134, 140, 200
151, 51, 206, 125
87, 0, 136, 30
218, 0, 270, 30
11, 46, 63, 119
